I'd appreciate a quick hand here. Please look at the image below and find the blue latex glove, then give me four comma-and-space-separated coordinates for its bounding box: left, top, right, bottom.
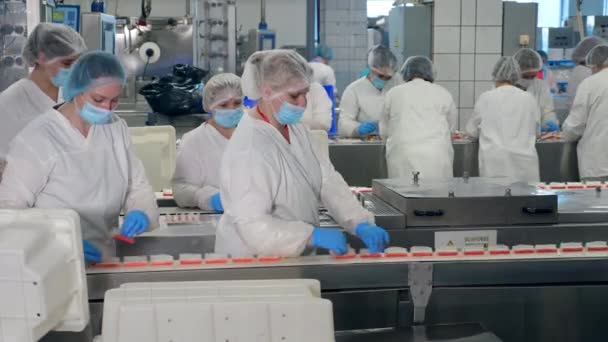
357, 121, 378, 136
120, 210, 150, 238
83, 240, 102, 263
311, 227, 348, 255
541, 120, 559, 133
210, 192, 224, 213
355, 222, 390, 254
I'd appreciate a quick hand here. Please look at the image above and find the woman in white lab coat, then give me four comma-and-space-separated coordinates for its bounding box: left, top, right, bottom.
566, 36, 605, 107
380, 56, 456, 180
215, 50, 389, 257
0, 23, 86, 171
338, 45, 398, 138
562, 45, 608, 181
513, 48, 559, 132
301, 81, 332, 131
465, 57, 541, 182
308, 44, 337, 90
172, 73, 244, 212
0, 52, 159, 263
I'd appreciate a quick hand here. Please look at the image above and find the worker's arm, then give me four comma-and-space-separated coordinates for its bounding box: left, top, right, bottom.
538, 81, 559, 126
531, 98, 542, 139
465, 98, 483, 139
0, 135, 51, 208
562, 82, 590, 141
446, 95, 458, 133
379, 90, 392, 139
171, 136, 218, 210
337, 85, 362, 137
310, 131, 374, 234
123, 125, 160, 229
222, 148, 313, 257
302, 83, 332, 131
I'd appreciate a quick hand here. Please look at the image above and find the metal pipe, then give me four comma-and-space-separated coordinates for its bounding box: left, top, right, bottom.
186, 0, 191, 17
261, 0, 266, 23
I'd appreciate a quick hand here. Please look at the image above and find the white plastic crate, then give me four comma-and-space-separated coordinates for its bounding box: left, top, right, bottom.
0, 209, 89, 342
129, 125, 177, 191
101, 280, 333, 342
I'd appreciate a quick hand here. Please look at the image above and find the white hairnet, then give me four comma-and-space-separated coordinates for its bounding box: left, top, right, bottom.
399, 56, 435, 82
586, 45, 608, 68
492, 56, 521, 84
241, 49, 312, 100
513, 48, 542, 73
203, 73, 243, 112
572, 36, 606, 64
367, 45, 397, 75
22, 23, 86, 67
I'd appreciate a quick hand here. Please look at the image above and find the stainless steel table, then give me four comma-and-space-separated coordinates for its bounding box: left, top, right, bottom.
329, 140, 579, 186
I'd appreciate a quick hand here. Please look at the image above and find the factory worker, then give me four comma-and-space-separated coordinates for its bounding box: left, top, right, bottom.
172, 73, 244, 212
567, 36, 606, 107
215, 49, 389, 257
465, 57, 541, 182
0, 23, 86, 167
309, 44, 336, 89
562, 45, 608, 181
338, 45, 397, 138
302, 82, 332, 131
513, 48, 559, 132
537, 50, 557, 92
0, 52, 159, 263
380, 56, 456, 180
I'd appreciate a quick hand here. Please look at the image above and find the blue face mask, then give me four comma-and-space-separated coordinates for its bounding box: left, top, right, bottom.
214, 107, 244, 128
275, 101, 306, 125
79, 101, 113, 125
371, 76, 387, 90
52, 67, 71, 87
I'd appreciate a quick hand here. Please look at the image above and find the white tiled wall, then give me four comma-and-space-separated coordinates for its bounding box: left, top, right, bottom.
319, 0, 367, 93
433, 0, 504, 129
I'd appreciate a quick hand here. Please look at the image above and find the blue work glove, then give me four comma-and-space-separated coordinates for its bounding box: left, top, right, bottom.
210, 192, 224, 213
355, 222, 390, 254
541, 120, 559, 133
120, 210, 150, 238
357, 121, 378, 136
83, 240, 102, 263
310, 227, 348, 255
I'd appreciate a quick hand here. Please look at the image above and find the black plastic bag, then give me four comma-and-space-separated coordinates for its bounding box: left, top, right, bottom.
139, 64, 207, 115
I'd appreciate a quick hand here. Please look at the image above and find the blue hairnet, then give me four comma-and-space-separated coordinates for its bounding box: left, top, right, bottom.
315, 45, 334, 60
400, 56, 435, 82
492, 56, 521, 84
63, 51, 127, 102
537, 50, 548, 61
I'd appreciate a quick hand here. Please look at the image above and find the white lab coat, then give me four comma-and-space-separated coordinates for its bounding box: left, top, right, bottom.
0, 109, 159, 256
0, 79, 57, 158
215, 113, 374, 257
562, 68, 608, 179
566, 65, 592, 107
527, 78, 558, 126
465, 85, 541, 182
171, 122, 227, 210
380, 79, 456, 180
308, 61, 336, 88
302, 82, 332, 131
338, 77, 389, 137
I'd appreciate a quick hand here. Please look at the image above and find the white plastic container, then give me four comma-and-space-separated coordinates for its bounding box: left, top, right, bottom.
129, 126, 177, 191
0, 209, 89, 342
101, 280, 334, 342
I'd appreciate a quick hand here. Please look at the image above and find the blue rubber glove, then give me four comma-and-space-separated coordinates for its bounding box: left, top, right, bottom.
83, 240, 102, 263
357, 121, 378, 136
541, 120, 559, 133
310, 228, 348, 255
210, 192, 224, 213
355, 222, 390, 254
120, 210, 150, 238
